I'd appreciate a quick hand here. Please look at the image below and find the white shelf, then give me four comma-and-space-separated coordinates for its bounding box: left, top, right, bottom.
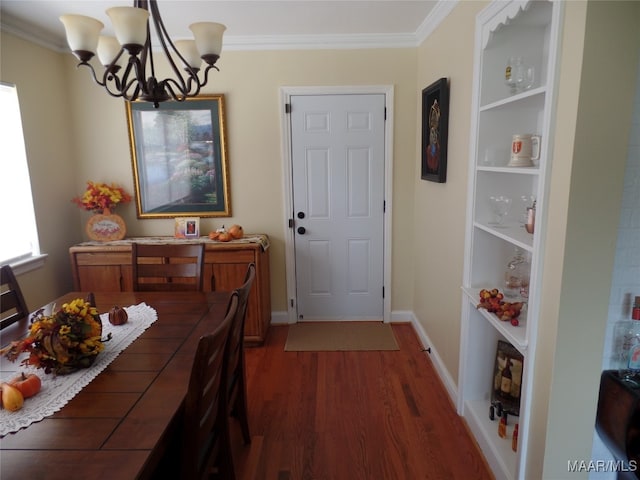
480, 86, 546, 112
473, 222, 534, 252
477, 165, 539, 175
459, 1, 561, 478
465, 398, 519, 480
462, 287, 528, 352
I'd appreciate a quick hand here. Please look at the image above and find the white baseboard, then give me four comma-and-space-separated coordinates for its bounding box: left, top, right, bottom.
403, 311, 459, 407
267, 309, 459, 408
270, 311, 289, 325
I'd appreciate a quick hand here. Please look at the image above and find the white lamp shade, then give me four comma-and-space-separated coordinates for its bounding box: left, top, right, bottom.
174, 40, 202, 68
59, 14, 104, 53
189, 22, 226, 56
106, 6, 149, 47
97, 36, 126, 67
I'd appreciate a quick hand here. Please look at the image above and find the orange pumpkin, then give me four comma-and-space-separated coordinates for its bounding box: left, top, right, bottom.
9, 372, 41, 399
228, 224, 244, 239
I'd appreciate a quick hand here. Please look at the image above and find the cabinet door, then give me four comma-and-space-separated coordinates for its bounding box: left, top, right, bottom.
77, 265, 124, 292
205, 248, 264, 342
73, 252, 130, 292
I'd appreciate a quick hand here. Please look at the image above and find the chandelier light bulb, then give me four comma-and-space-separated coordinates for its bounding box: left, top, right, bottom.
97, 36, 123, 68
174, 40, 202, 70
59, 14, 104, 62
106, 6, 149, 54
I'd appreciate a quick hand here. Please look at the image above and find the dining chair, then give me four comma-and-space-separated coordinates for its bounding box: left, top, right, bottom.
180, 292, 239, 480
0, 264, 29, 330
131, 243, 205, 291
226, 262, 256, 445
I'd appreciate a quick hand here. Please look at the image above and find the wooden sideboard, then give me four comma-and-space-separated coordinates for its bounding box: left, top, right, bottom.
69, 236, 271, 344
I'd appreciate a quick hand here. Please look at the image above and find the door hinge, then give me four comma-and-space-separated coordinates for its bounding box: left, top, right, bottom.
288, 218, 294, 228
383, 200, 386, 213
382, 286, 385, 298
290, 298, 294, 307
384, 107, 387, 120
285, 103, 291, 114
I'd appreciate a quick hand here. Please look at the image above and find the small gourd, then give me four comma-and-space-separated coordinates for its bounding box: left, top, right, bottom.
228, 224, 244, 239
108, 306, 128, 325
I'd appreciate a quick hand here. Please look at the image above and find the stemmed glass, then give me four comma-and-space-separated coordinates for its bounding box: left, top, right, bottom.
488, 195, 512, 227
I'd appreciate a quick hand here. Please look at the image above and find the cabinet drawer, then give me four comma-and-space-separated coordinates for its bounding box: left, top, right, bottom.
204, 250, 255, 264
74, 252, 131, 266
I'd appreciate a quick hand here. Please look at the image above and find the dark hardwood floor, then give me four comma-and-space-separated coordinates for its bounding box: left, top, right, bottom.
230, 324, 494, 480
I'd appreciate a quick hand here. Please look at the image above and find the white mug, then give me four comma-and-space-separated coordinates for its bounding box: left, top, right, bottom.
509, 134, 541, 167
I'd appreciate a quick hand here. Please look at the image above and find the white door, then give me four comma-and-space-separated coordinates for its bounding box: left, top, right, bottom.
290, 94, 385, 321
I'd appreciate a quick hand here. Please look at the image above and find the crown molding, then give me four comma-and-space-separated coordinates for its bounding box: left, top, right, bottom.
416, 0, 459, 43
1, 14, 68, 52
1, 1, 459, 53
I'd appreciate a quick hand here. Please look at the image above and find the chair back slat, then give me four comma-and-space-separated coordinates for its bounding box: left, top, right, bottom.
180, 292, 238, 480
226, 263, 256, 444
132, 243, 204, 291
1, 265, 28, 330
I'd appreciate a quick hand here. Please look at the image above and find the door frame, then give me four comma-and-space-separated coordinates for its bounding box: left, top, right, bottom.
279, 85, 394, 325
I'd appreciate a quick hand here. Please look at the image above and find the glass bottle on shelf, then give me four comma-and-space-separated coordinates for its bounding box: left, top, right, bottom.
505, 56, 522, 95
621, 297, 640, 383
500, 358, 513, 401
504, 247, 530, 299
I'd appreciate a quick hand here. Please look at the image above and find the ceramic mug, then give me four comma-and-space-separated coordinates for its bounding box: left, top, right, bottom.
509, 134, 541, 167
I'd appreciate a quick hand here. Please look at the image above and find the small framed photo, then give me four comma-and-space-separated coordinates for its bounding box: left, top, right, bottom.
175, 217, 200, 238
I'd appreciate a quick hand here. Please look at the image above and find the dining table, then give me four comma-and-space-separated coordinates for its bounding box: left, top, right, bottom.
0, 290, 232, 480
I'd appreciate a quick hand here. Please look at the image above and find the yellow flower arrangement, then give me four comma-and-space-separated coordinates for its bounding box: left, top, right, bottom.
72, 181, 132, 213
1, 297, 112, 375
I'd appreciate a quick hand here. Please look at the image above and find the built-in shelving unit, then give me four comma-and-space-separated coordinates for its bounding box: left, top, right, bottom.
458, 1, 563, 479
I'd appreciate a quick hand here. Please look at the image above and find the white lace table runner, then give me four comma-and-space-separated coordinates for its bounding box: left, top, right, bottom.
0, 303, 157, 437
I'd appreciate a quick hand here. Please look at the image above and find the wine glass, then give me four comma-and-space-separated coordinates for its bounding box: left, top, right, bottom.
488, 195, 512, 226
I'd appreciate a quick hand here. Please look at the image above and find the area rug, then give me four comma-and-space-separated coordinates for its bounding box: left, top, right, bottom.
284, 322, 399, 352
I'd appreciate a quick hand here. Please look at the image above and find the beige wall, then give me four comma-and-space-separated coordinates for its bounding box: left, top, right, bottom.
539, 2, 640, 478
0, 33, 82, 309
413, 0, 486, 386
3, 35, 419, 315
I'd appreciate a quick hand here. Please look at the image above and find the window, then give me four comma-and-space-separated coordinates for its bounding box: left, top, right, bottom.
0, 82, 43, 270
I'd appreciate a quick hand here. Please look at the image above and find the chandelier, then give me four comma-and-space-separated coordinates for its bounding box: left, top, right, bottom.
59, 0, 226, 108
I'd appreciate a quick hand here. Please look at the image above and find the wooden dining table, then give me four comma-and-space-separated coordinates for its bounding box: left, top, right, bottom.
0, 290, 232, 480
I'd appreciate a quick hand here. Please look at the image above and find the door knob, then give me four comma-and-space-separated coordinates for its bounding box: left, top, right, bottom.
297, 211, 306, 219
297, 227, 306, 235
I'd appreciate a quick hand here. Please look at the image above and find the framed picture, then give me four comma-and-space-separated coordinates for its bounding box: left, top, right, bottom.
421, 77, 449, 183
126, 94, 231, 218
491, 340, 524, 416
175, 217, 200, 238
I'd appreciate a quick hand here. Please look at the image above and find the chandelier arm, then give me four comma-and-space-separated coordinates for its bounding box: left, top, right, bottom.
163, 77, 201, 101
149, 0, 193, 96
200, 65, 220, 88
77, 62, 106, 87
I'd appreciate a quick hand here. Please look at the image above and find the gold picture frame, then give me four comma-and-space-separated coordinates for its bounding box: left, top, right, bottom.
125, 95, 231, 218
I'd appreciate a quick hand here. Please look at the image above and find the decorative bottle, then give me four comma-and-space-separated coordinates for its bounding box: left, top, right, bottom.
622, 296, 640, 377
498, 411, 508, 438
500, 358, 513, 401
504, 247, 530, 299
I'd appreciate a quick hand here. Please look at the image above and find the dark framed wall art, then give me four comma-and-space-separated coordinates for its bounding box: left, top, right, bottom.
421, 77, 450, 183
126, 94, 231, 218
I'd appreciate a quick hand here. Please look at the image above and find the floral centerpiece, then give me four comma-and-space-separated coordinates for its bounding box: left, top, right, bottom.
72, 181, 132, 213
1, 298, 112, 375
